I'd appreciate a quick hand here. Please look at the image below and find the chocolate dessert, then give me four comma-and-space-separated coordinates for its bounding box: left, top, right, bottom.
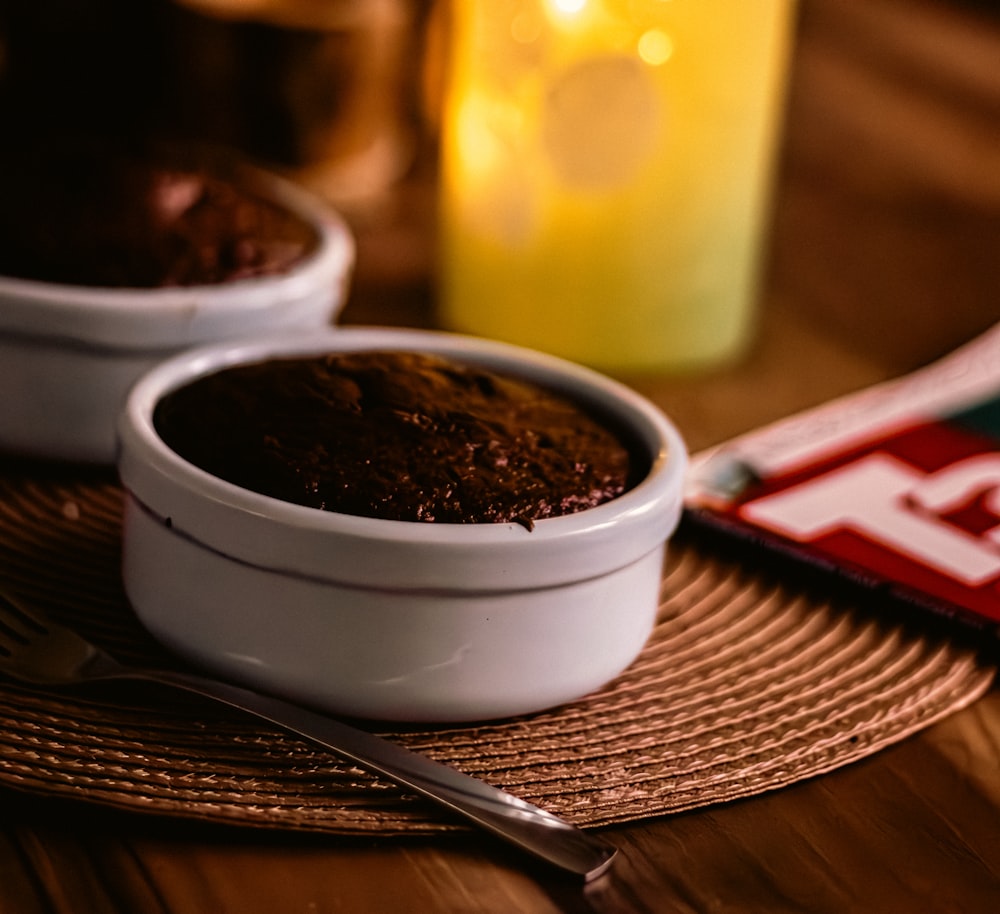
153, 351, 644, 526
0, 141, 319, 288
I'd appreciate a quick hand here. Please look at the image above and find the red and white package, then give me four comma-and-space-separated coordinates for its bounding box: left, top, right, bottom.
685, 323, 1000, 633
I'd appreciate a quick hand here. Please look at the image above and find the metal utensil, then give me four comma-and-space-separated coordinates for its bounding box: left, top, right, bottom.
0, 591, 617, 881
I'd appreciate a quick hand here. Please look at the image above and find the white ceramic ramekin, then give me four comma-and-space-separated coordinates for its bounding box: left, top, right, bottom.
0, 171, 354, 464
117, 328, 687, 722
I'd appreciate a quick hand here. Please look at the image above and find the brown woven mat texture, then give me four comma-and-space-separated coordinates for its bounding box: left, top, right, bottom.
0, 463, 994, 835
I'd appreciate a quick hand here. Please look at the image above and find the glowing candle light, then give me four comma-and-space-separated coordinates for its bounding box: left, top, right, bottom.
439, 0, 795, 373
637, 29, 673, 66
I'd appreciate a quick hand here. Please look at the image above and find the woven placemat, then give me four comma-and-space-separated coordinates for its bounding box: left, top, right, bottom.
0, 462, 994, 834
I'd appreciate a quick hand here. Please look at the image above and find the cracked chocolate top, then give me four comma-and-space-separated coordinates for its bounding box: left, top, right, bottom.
0, 141, 319, 287
153, 350, 644, 526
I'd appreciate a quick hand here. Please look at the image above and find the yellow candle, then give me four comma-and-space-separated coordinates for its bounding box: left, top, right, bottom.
439, 0, 795, 373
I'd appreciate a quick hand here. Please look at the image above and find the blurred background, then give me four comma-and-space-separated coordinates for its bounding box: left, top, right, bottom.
0, 0, 997, 376
0, 1, 437, 210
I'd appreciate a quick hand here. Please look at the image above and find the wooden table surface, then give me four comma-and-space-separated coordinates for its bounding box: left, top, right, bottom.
3, 0, 1000, 910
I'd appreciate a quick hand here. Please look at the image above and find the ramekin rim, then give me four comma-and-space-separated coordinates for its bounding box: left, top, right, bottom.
117, 327, 688, 551
0, 169, 354, 344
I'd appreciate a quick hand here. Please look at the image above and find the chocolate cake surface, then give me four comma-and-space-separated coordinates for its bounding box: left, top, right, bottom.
0, 141, 319, 287
153, 351, 643, 525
